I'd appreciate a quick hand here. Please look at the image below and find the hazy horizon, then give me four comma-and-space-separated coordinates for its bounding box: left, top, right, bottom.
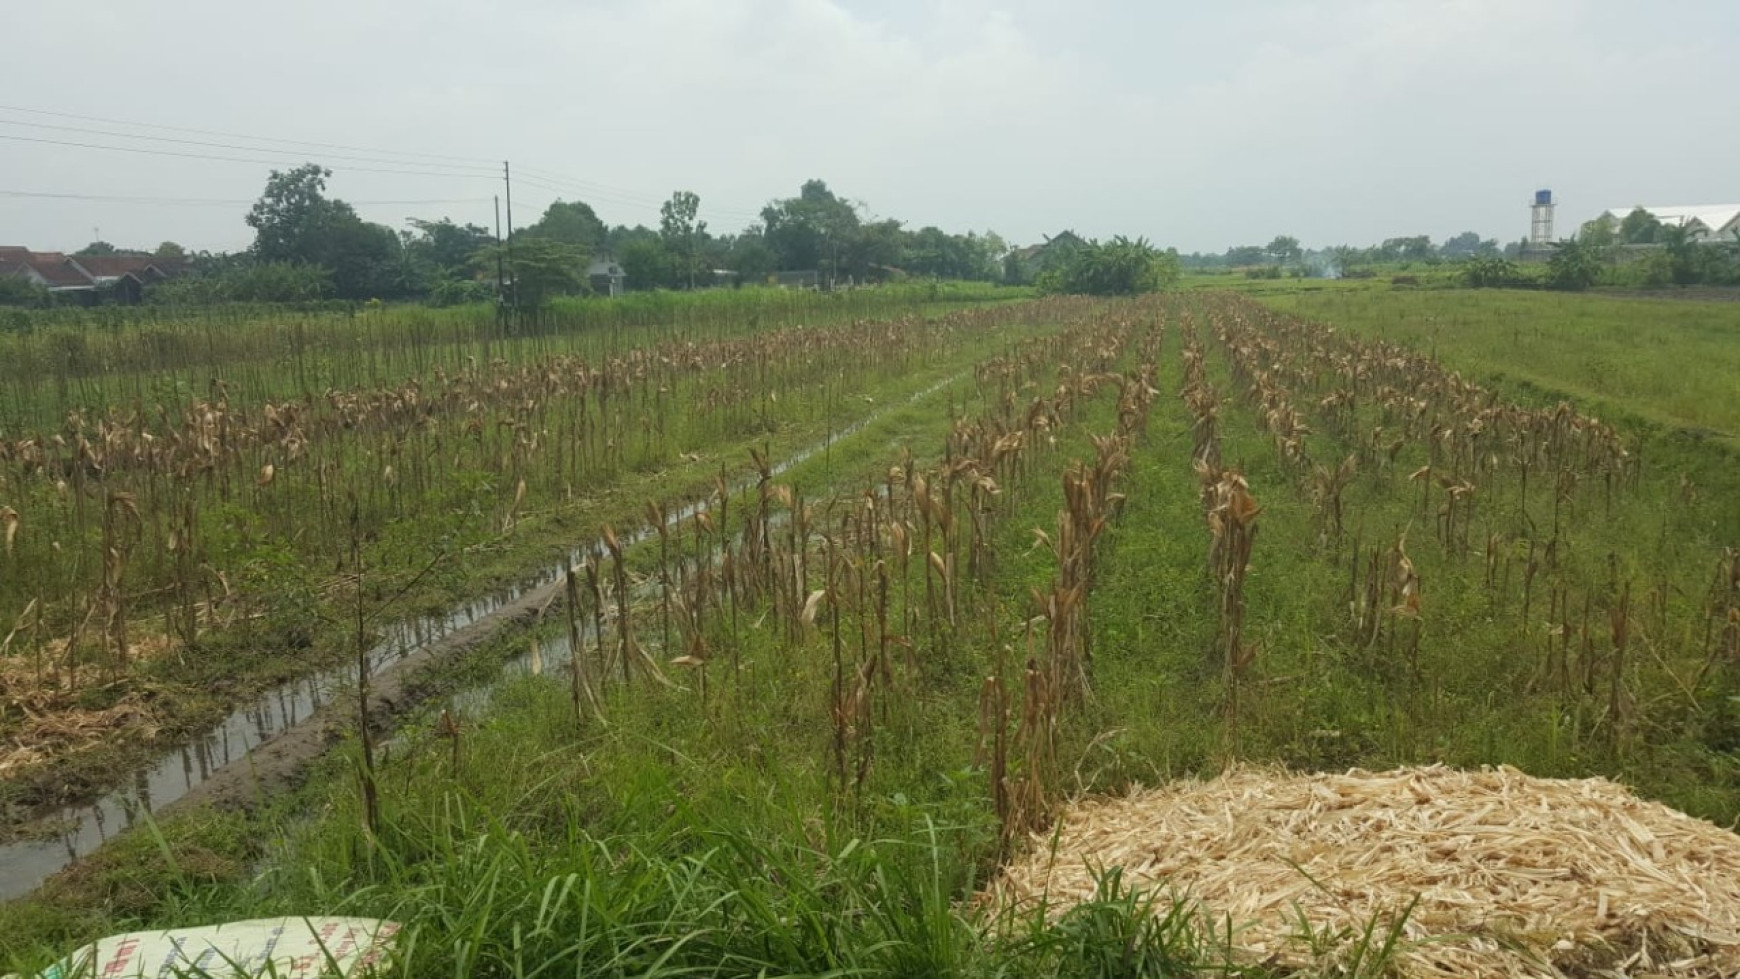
4, 0, 1736, 256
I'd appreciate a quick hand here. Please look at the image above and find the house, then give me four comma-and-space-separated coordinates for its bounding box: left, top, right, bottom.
586, 256, 625, 298
1601, 206, 1740, 242
0, 248, 184, 303
67, 255, 185, 304
0, 247, 42, 288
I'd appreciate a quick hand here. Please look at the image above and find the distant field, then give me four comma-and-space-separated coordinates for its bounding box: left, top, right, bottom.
1260, 287, 1740, 441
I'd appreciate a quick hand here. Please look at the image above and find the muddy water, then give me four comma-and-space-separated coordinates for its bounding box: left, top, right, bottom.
0, 373, 961, 901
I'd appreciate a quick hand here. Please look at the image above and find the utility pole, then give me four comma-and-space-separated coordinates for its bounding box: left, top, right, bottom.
493, 195, 505, 325
503, 161, 518, 313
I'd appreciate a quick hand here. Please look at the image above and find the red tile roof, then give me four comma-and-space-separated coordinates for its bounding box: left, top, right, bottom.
72, 255, 161, 278
31, 257, 96, 289
0, 248, 183, 290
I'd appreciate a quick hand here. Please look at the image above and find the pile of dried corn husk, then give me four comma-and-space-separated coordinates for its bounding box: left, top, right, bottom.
985, 766, 1740, 977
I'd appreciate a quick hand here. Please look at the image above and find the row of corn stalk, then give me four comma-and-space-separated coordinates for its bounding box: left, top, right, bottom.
1196, 293, 1733, 758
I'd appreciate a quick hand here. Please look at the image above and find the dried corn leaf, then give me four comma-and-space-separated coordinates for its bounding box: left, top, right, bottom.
984, 766, 1740, 977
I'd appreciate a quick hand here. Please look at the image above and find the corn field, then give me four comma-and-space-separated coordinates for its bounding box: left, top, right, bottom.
7, 286, 1740, 973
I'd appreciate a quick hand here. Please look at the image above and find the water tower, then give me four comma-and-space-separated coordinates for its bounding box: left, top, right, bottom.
1529, 189, 1556, 244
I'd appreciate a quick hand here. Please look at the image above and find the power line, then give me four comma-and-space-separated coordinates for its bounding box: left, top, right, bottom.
513, 174, 668, 211
513, 166, 766, 219
0, 118, 499, 176
0, 189, 491, 207
0, 103, 500, 167
515, 166, 676, 204
0, 133, 496, 180
0, 103, 768, 227
515, 173, 764, 225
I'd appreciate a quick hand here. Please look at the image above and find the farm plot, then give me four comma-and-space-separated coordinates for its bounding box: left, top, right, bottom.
6, 291, 1740, 978
0, 296, 1058, 816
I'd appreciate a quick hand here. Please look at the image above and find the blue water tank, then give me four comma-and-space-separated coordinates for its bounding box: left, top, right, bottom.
1534, 189, 1553, 206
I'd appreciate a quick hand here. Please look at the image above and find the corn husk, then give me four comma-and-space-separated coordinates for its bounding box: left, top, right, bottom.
984, 765, 1740, 977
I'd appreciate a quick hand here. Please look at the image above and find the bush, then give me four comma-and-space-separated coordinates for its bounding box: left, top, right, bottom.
1036, 237, 1181, 296
0, 277, 49, 308
149, 261, 332, 305
1460, 257, 1520, 289
1546, 239, 1602, 291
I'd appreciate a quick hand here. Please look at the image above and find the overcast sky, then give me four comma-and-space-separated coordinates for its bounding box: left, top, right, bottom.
3, 0, 1735, 255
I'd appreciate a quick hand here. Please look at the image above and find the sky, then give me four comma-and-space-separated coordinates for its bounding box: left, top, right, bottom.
2, 0, 1736, 255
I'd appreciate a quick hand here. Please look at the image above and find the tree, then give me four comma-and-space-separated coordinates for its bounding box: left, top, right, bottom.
1380, 236, 1435, 263
1265, 235, 1303, 266
473, 238, 585, 307
246, 164, 401, 300
844, 218, 905, 281
75, 241, 119, 257
524, 200, 607, 252
1659, 224, 1715, 285
725, 231, 777, 285
248, 164, 338, 262
761, 179, 860, 282
1325, 245, 1366, 276
659, 191, 707, 289
404, 218, 494, 280
153, 242, 188, 263
977, 231, 1009, 279
904, 226, 961, 279
1224, 244, 1267, 267
1578, 213, 1618, 248
1440, 231, 1499, 259
619, 237, 676, 291
1618, 207, 1663, 245
1546, 238, 1602, 291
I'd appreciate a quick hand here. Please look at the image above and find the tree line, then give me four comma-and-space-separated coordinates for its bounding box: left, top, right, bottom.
5, 167, 1039, 307
1175, 231, 1505, 277
1461, 209, 1740, 292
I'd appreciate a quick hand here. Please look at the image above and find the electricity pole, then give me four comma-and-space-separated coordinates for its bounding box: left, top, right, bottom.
493, 195, 505, 325
503, 161, 518, 313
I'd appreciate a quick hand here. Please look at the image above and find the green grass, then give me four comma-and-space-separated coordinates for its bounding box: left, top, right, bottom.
1259, 287, 1740, 442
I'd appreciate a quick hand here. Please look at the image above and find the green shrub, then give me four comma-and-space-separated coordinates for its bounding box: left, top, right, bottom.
1460, 256, 1520, 288
1037, 237, 1181, 296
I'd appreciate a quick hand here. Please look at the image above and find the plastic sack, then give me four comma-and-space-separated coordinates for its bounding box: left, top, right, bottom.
27, 917, 399, 979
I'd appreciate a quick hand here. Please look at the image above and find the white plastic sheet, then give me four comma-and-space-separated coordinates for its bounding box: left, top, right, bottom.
32, 917, 399, 979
